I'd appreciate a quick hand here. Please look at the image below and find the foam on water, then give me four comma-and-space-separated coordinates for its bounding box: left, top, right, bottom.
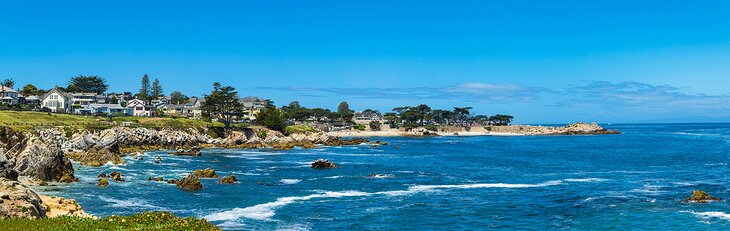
99, 197, 166, 210
280, 179, 302, 185
205, 178, 586, 222
685, 211, 730, 222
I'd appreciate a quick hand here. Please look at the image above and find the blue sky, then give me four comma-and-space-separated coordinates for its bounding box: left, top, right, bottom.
1, 1, 729, 123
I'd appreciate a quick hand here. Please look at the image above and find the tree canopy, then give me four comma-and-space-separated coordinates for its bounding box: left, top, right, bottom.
201, 82, 244, 129
139, 74, 150, 100
170, 91, 188, 104
151, 78, 163, 99
20, 84, 45, 96
2, 79, 15, 88
66, 75, 108, 94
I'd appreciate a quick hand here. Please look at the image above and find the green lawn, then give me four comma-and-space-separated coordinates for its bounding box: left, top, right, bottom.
0, 111, 223, 131
284, 124, 317, 133
0, 212, 220, 231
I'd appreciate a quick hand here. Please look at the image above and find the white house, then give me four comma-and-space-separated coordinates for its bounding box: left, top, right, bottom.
126, 99, 156, 116
0, 85, 20, 105
41, 87, 72, 113
88, 103, 132, 115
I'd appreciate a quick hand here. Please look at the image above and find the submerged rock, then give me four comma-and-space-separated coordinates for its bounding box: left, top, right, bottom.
219, 175, 237, 184
110, 171, 124, 182
191, 168, 219, 178
684, 190, 720, 203
97, 178, 109, 187
311, 159, 339, 169
169, 147, 201, 156
176, 175, 203, 190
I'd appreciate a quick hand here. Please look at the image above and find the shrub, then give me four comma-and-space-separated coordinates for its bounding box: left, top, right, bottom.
258, 130, 267, 139
353, 124, 366, 131
424, 124, 437, 131
369, 121, 381, 131
285, 124, 316, 134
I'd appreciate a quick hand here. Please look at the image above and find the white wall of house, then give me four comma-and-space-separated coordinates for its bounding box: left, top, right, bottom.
41, 91, 71, 113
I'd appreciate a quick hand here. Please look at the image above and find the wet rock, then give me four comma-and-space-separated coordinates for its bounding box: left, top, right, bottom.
0, 178, 45, 219
169, 147, 201, 156
97, 173, 108, 178
148, 176, 164, 182
191, 168, 219, 178
684, 190, 720, 203
311, 159, 339, 169
324, 138, 369, 146
176, 175, 203, 190
97, 178, 109, 187
219, 175, 237, 184
58, 174, 78, 183
110, 171, 124, 182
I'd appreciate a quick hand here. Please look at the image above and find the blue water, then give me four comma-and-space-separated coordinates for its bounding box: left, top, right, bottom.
37, 124, 729, 230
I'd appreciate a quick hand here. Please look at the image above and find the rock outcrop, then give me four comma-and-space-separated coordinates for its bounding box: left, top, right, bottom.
110, 171, 124, 182
486, 122, 621, 135
311, 159, 339, 169
8, 130, 76, 182
98, 178, 109, 187
684, 190, 720, 203
219, 175, 237, 184
191, 168, 218, 178
38, 194, 93, 218
0, 178, 45, 219
176, 175, 203, 190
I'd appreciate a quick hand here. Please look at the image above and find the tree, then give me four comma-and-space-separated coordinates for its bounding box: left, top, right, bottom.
170, 91, 188, 104
67, 75, 108, 94
1, 79, 15, 88
383, 112, 399, 127
413, 104, 432, 125
369, 121, 382, 131
453, 107, 473, 126
256, 107, 286, 132
151, 78, 163, 99
432, 109, 453, 125
109, 95, 119, 104
488, 114, 514, 126
337, 101, 353, 121
20, 84, 44, 96
139, 74, 151, 100
201, 82, 244, 129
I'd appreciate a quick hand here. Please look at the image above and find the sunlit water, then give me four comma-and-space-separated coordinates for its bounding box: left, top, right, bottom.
37, 124, 729, 230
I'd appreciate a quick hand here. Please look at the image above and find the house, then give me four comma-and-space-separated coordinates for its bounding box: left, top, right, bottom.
88, 103, 132, 115
161, 104, 186, 116
24, 95, 41, 106
0, 85, 20, 105
41, 87, 72, 113
241, 101, 266, 121
70, 92, 98, 106
353, 110, 384, 125
126, 99, 156, 116
186, 97, 205, 118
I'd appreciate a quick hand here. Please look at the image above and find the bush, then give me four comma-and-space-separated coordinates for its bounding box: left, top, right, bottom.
285, 124, 317, 134
0, 211, 220, 230
256, 108, 286, 132
424, 124, 437, 131
258, 130, 267, 139
484, 126, 492, 131
353, 124, 366, 131
369, 121, 381, 131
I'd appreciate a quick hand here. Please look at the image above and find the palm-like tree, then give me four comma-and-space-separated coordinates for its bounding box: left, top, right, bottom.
2, 78, 15, 88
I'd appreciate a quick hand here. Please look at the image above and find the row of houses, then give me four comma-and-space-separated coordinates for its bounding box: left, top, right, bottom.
1, 85, 266, 120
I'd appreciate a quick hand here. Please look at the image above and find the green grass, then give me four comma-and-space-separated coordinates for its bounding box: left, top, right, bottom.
284, 124, 317, 133
0, 211, 220, 231
0, 111, 223, 131
0, 111, 109, 131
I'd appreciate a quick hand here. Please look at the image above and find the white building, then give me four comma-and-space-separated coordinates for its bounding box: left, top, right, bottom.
41, 87, 72, 113
126, 99, 156, 116
0, 85, 20, 105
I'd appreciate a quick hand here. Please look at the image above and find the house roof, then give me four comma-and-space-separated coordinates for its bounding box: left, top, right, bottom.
89, 103, 127, 109
41, 87, 71, 101
0, 86, 18, 94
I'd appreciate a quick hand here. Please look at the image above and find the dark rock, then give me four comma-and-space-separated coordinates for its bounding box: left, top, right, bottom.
169, 147, 201, 156
191, 168, 219, 178
684, 190, 720, 203
311, 159, 338, 169
97, 178, 109, 187
110, 171, 124, 182
219, 175, 237, 184
97, 173, 108, 178
148, 176, 164, 181
176, 175, 203, 190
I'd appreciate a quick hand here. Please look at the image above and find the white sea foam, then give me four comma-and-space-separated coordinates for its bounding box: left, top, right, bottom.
563, 178, 606, 182
685, 211, 730, 221
205, 179, 584, 222
280, 179, 302, 185
323, 176, 344, 179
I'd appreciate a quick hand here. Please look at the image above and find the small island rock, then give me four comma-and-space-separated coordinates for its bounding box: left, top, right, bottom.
176, 175, 203, 190
311, 159, 339, 169
219, 175, 237, 184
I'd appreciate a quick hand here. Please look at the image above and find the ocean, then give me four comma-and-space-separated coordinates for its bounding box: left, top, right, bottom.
37, 123, 729, 230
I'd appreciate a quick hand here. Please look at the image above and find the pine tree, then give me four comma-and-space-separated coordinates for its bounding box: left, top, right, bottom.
151, 78, 163, 100
139, 74, 150, 100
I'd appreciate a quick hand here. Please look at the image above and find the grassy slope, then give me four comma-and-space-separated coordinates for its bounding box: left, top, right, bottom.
0, 212, 220, 231
0, 111, 222, 131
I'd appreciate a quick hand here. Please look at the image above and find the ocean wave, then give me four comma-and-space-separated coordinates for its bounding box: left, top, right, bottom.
205, 178, 590, 221
685, 211, 730, 221
563, 178, 606, 182
280, 179, 302, 185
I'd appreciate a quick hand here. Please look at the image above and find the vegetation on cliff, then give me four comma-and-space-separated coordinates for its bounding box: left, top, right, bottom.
0, 211, 220, 230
